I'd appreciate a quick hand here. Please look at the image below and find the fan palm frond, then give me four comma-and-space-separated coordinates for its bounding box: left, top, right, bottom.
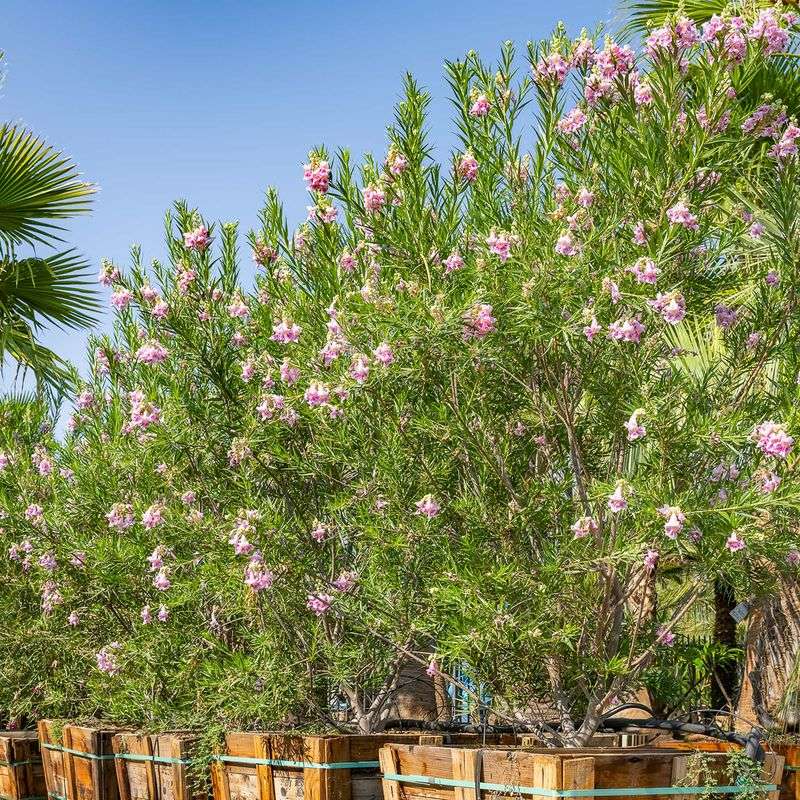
0, 124, 96, 255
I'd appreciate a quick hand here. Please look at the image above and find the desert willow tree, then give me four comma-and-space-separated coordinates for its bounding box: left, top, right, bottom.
1, 10, 800, 740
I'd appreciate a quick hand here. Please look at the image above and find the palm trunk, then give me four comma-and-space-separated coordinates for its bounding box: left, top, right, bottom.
711, 578, 739, 713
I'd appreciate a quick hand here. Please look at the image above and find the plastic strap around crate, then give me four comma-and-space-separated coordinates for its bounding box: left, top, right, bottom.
115, 753, 187, 765
380, 774, 778, 797
0, 759, 42, 767
48, 793, 67, 800
214, 755, 380, 770
0, 796, 46, 800
40, 744, 115, 761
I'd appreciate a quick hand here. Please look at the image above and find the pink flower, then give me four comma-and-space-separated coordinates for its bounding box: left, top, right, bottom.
141, 605, 153, 624
373, 342, 394, 366
469, 93, 490, 117
624, 409, 646, 442
753, 421, 794, 459
106, 503, 134, 530
726, 532, 746, 552
787, 549, 800, 566
535, 52, 570, 85
227, 297, 249, 319
607, 484, 628, 514
415, 494, 440, 519
426, 660, 440, 678
554, 232, 579, 256
307, 592, 334, 615
386, 149, 408, 176
252, 240, 278, 266
444, 252, 464, 274
147, 546, 167, 571
110, 288, 133, 310
631, 221, 648, 246
666, 201, 699, 231
557, 107, 587, 135
153, 569, 171, 591
38, 457, 52, 476
157, 605, 169, 622
571, 516, 598, 539
592, 40, 635, 79
39, 552, 57, 572
41, 581, 62, 614
583, 317, 601, 341
256, 394, 285, 421
458, 152, 479, 182
96, 643, 122, 675
486, 230, 514, 262
608, 317, 645, 344
303, 158, 331, 193
151, 300, 169, 319
68, 611, 80, 627
339, 251, 356, 272
76, 390, 96, 410
715, 304, 737, 329
627, 257, 659, 284
463, 304, 496, 338
241, 360, 255, 382
229, 530, 253, 555
181, 490, 196, 505
363, 185, 386, 213
644, 549, 659, 572
142, 503, 165, 529
305, 382, 331, 407
280, 359, 300, 384
749, 222, 765, 239
332, 571, 357, 592
310, 522, 328, 543
770, 124, 800, 161
271, 320, 302, 344
183, 225, 211, 252
656, 626, 676, 647
576, 187, 594, 208
135, 342, 169, 365
760, 472, 781, 494
25, 504, 43, 521
97, 261, 120, 286
244, 553, 274, 591
766, 271, 780, 287
349, 356, 370, 384
749, 9, 789, 55
648, 292, 686, 325
633, 80, 653, 107
0, 451, 8, 470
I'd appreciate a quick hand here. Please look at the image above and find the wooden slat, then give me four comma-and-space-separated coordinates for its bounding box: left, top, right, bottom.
451, 748, 481, 800
379, 747, 401, 800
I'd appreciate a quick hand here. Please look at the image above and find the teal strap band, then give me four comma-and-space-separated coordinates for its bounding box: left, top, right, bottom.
41, 744, 115, 761
48, 793, 67, 800
215, 755, 380, 770
381, 774, 778, 798
783, 767, 800, 773
0, 759, 42, 767
115, 753, 186, 766
1, 796, 46, 800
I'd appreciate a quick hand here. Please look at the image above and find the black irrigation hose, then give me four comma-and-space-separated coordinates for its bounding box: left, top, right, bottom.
383, 709, 767, 763
598, 706, 765, 763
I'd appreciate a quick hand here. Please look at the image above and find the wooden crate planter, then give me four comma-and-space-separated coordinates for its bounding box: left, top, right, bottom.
655, 738, 796, 800
210, 732, 495, 800
378, 743, 785, 800
112, 732, 206, 800
0, 731, 46, 800
38, 721, 124, 800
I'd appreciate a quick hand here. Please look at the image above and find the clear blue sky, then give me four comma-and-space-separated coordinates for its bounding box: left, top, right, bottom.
4, 0, 612, 381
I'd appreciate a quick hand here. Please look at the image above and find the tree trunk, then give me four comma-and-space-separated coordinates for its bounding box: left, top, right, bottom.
389, 658, 451, 722
737, 577, 800, 730
711, 578, 739, 713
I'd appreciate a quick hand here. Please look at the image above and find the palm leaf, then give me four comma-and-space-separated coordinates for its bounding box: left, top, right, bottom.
0, 250, 100, 331
621, 0, 728, 36
0, 124, 95, 254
